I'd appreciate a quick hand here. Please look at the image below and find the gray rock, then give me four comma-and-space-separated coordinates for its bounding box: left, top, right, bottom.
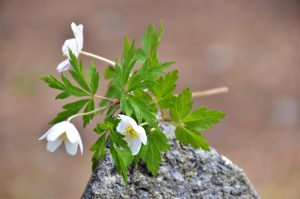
82, 122, 259, 199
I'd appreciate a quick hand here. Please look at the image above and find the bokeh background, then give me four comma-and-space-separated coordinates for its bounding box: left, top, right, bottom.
1, 0, 300, 198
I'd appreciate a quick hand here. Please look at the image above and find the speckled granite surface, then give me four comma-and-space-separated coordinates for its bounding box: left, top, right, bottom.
82, 123, 259, 199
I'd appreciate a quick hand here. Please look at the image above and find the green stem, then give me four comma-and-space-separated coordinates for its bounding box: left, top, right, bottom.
93, 94, 118, 103
140, 122, 148, 127
67, 103, 115, 122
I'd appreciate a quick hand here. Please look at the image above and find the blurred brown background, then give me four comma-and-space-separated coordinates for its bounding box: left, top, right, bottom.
1, 0, 300, 198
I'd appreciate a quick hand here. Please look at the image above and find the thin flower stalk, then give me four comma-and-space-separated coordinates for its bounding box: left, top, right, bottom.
80, 51, 116, 66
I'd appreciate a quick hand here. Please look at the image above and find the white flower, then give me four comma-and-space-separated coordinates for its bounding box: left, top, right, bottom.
57, 22, 84, 73
116, 115, 147, 155
39, 121, 83, 156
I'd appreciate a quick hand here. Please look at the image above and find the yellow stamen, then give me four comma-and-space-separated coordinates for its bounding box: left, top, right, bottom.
59, 132, 68, 141
125, 126, 139, 138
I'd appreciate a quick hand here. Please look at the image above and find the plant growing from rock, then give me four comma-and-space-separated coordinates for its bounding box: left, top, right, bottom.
40, 22, 227, 184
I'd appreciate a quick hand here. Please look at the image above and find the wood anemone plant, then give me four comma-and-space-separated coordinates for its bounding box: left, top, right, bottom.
40, 22, 228, 184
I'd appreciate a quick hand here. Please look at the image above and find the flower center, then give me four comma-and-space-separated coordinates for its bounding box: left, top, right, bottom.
125, 125, 139, 139
59, 132, 68, 141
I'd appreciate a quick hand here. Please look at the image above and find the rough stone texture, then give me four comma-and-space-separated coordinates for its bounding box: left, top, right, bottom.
82, 123, 259, 199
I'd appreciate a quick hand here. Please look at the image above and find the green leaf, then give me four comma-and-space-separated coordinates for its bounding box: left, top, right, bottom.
91, 133, 106, 170
151, 70, 178, 108
141, 129, 170, 175
41, 76, 65, 90
119, 37, 136, 86
62, 99, 90, 110
88, 62, 100, 94
110, 129, 133, 184
104, 66, 115, 79
110, 129, 130, 149
183, 107, 224, 131
83, 99, 95, 127
127, 79, 155, 92
128, 95, 156, 126
175, 126, 210, 151
120, 95, 133, 117
134, 90, 157, 113
94, 122, 111, 134
142, 23, 163, 57
151, 70, 178, 97
42, 70, 89, 99
49, 109, 77, 124
50, 99, 89, 124
127, 61, 175, 92
67, 51, 92, 92
69, 50, 83, 73
99, 83, 121, 112
134, 48, 146, 64
69, 70, 91, 93
111, 144, 133, 184
61, 74, 87, 97
55, 91, 71, 99
169, 88, 193, 121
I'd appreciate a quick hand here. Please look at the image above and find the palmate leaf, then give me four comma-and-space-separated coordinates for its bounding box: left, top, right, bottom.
43, 50, 100, 101
141, 129, 170, 176
83, 99, 95, 127
169, 88, 194, 121
110, 129, 133, 184
183, 107, 224, 131
110, 144, 133, 184
41, 76, 65, 90
151, 70, 178, 108
120, 93, 156, 127
91, 119, 118, 170
55, 91, 71, 99
90, 133, 106, 170
175, 126, 210, 151
127, 24, 174, 91
169, 88, 224, 150
120, 95, 132, 116
126, 60, 175, 92
68, 50, 91, 92
112, 37, 136, 89
142, 23, 163, 58
61, 74, 87, 97
88, 63, 100, 95
151, 70, 178, 97
69, 67, 91, 93
42, 73, 87, 98
128, 95, 156, 127
50, 99, 89, 124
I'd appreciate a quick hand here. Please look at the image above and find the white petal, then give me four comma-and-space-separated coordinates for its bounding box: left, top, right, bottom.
136, 125, 147, 145
57, 59, 71, 72
71, 22, 83, 50
64, 140, 78, 156
65, 122, 81, 143
118, 115, 137, 127
46, 122, 66, 141
38, 131, 49, 140
78, 137, 83, 155
46, 139, 63, 152
116, 119, 129, 134
62, 38, 79, 57
39, 124, 58, 141
127, 138, 142, 155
